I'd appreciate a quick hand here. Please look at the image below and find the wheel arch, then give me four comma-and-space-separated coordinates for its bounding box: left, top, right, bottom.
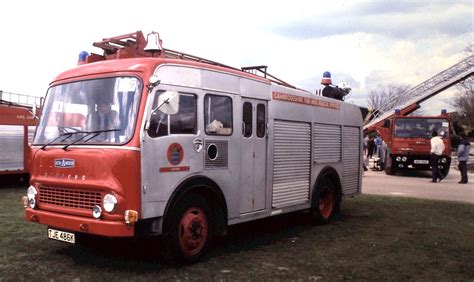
163, 176, 228, 237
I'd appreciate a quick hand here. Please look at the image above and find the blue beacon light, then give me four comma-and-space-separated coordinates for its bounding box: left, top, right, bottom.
78, 51, 89, 64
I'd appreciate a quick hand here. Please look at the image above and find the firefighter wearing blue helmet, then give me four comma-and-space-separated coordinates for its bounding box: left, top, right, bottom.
321, 71, 350, 101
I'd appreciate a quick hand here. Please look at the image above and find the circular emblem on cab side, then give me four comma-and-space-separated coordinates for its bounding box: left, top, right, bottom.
167, 143, 184, 165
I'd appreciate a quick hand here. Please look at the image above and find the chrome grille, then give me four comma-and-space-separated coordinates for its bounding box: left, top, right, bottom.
39, 186, 101, 210
204, 140, 228, 169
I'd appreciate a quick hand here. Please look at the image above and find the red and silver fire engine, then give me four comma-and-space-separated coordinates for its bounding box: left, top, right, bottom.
23, 31, 363, 263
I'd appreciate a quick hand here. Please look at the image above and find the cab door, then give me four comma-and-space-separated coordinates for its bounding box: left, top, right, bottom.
240, 98, 267, 214
140, 87, 203, 219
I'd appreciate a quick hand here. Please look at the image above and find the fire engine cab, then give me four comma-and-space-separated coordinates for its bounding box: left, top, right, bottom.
24, 31, 363, 263
375, 109, 451, 175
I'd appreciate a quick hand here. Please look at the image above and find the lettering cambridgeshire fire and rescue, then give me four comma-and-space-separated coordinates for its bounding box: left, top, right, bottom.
272, 92, 341, 110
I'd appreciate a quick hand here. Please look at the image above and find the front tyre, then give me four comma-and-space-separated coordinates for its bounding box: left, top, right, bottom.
310, 178, 338, 224
162, 193, 211, 264
384, 151, 395, 175
440, 166, 450, 178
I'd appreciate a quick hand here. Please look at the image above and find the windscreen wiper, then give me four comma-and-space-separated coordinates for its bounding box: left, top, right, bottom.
62, 129, 120, 151
40, 131, 87, 150
58, 126, 82, 134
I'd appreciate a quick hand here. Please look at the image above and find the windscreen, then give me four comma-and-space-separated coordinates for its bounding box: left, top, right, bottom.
34, 77, 142, 145
394, 118, 449, 139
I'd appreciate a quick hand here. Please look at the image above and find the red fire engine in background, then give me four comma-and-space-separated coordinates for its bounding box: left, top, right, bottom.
0, 91, 42, 178
364, 55, 473, 176
370, 109, 452, 175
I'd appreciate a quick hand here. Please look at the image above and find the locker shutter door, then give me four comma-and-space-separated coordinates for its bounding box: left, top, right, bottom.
342, 126, 361, 195
272, 120, 311, 208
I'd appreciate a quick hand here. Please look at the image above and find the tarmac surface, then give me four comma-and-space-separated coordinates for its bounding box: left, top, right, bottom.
362, 164, 474, 204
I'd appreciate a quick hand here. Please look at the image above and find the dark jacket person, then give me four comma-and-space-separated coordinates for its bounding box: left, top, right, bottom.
457, 133, 470, 184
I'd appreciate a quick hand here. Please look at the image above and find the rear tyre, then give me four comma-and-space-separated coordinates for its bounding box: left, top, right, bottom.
162, 193, 211, 264
310, 178, 338, 224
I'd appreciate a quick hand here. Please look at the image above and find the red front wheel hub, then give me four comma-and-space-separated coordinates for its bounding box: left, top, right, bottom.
178, 207, 208, 256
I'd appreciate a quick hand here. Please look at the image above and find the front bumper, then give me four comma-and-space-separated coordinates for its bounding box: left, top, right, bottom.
26, 208, 134, 237
391, 154, 451, 170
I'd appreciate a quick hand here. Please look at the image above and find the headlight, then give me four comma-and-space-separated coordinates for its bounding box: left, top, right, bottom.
103, 194, 117, 213
27, 186, 37, 199
396, 156, 401, 162
401, 156, 407, 162
92, 205, 102, 219
27, 186, 38, 209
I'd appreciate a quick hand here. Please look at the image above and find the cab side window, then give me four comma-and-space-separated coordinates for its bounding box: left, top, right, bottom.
256, 103, 266, 138
242, 102, 252, 137
204, 94, 233, 135
148, 91, 197, 138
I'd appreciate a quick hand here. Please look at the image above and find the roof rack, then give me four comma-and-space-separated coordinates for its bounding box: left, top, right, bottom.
0, 90, 43, 108
241, 65, 296, 89
161, 48, 241, 72
86, 31, 297, 88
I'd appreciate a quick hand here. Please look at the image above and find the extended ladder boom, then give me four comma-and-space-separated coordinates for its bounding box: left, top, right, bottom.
364, 55, 474, 130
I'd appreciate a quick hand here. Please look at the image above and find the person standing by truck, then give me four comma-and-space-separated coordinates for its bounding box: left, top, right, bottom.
457, 132, 470, 184
374, 135, 382, 157
430, 130, 445, 183
363, 134, 369, 156
367, 136, 375, 160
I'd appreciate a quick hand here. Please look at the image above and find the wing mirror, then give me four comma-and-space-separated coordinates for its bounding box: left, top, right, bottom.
153, 90, 180, 115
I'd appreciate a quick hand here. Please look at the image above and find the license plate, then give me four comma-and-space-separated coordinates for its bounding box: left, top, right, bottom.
414, 160, 429, 164
48, 228, 75, 244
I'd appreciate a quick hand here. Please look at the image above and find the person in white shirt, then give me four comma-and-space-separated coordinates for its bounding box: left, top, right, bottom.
430, 130, 445, 183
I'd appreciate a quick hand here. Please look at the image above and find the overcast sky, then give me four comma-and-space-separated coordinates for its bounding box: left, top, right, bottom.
0, 0, 471, 114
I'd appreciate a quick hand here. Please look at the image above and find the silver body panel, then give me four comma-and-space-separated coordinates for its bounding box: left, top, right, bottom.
140, 64, 363, 229
240, 98, 267, 214
0, 125, 25, 171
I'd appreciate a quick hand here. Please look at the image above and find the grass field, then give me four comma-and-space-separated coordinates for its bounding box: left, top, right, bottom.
1, 184, 473, 280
